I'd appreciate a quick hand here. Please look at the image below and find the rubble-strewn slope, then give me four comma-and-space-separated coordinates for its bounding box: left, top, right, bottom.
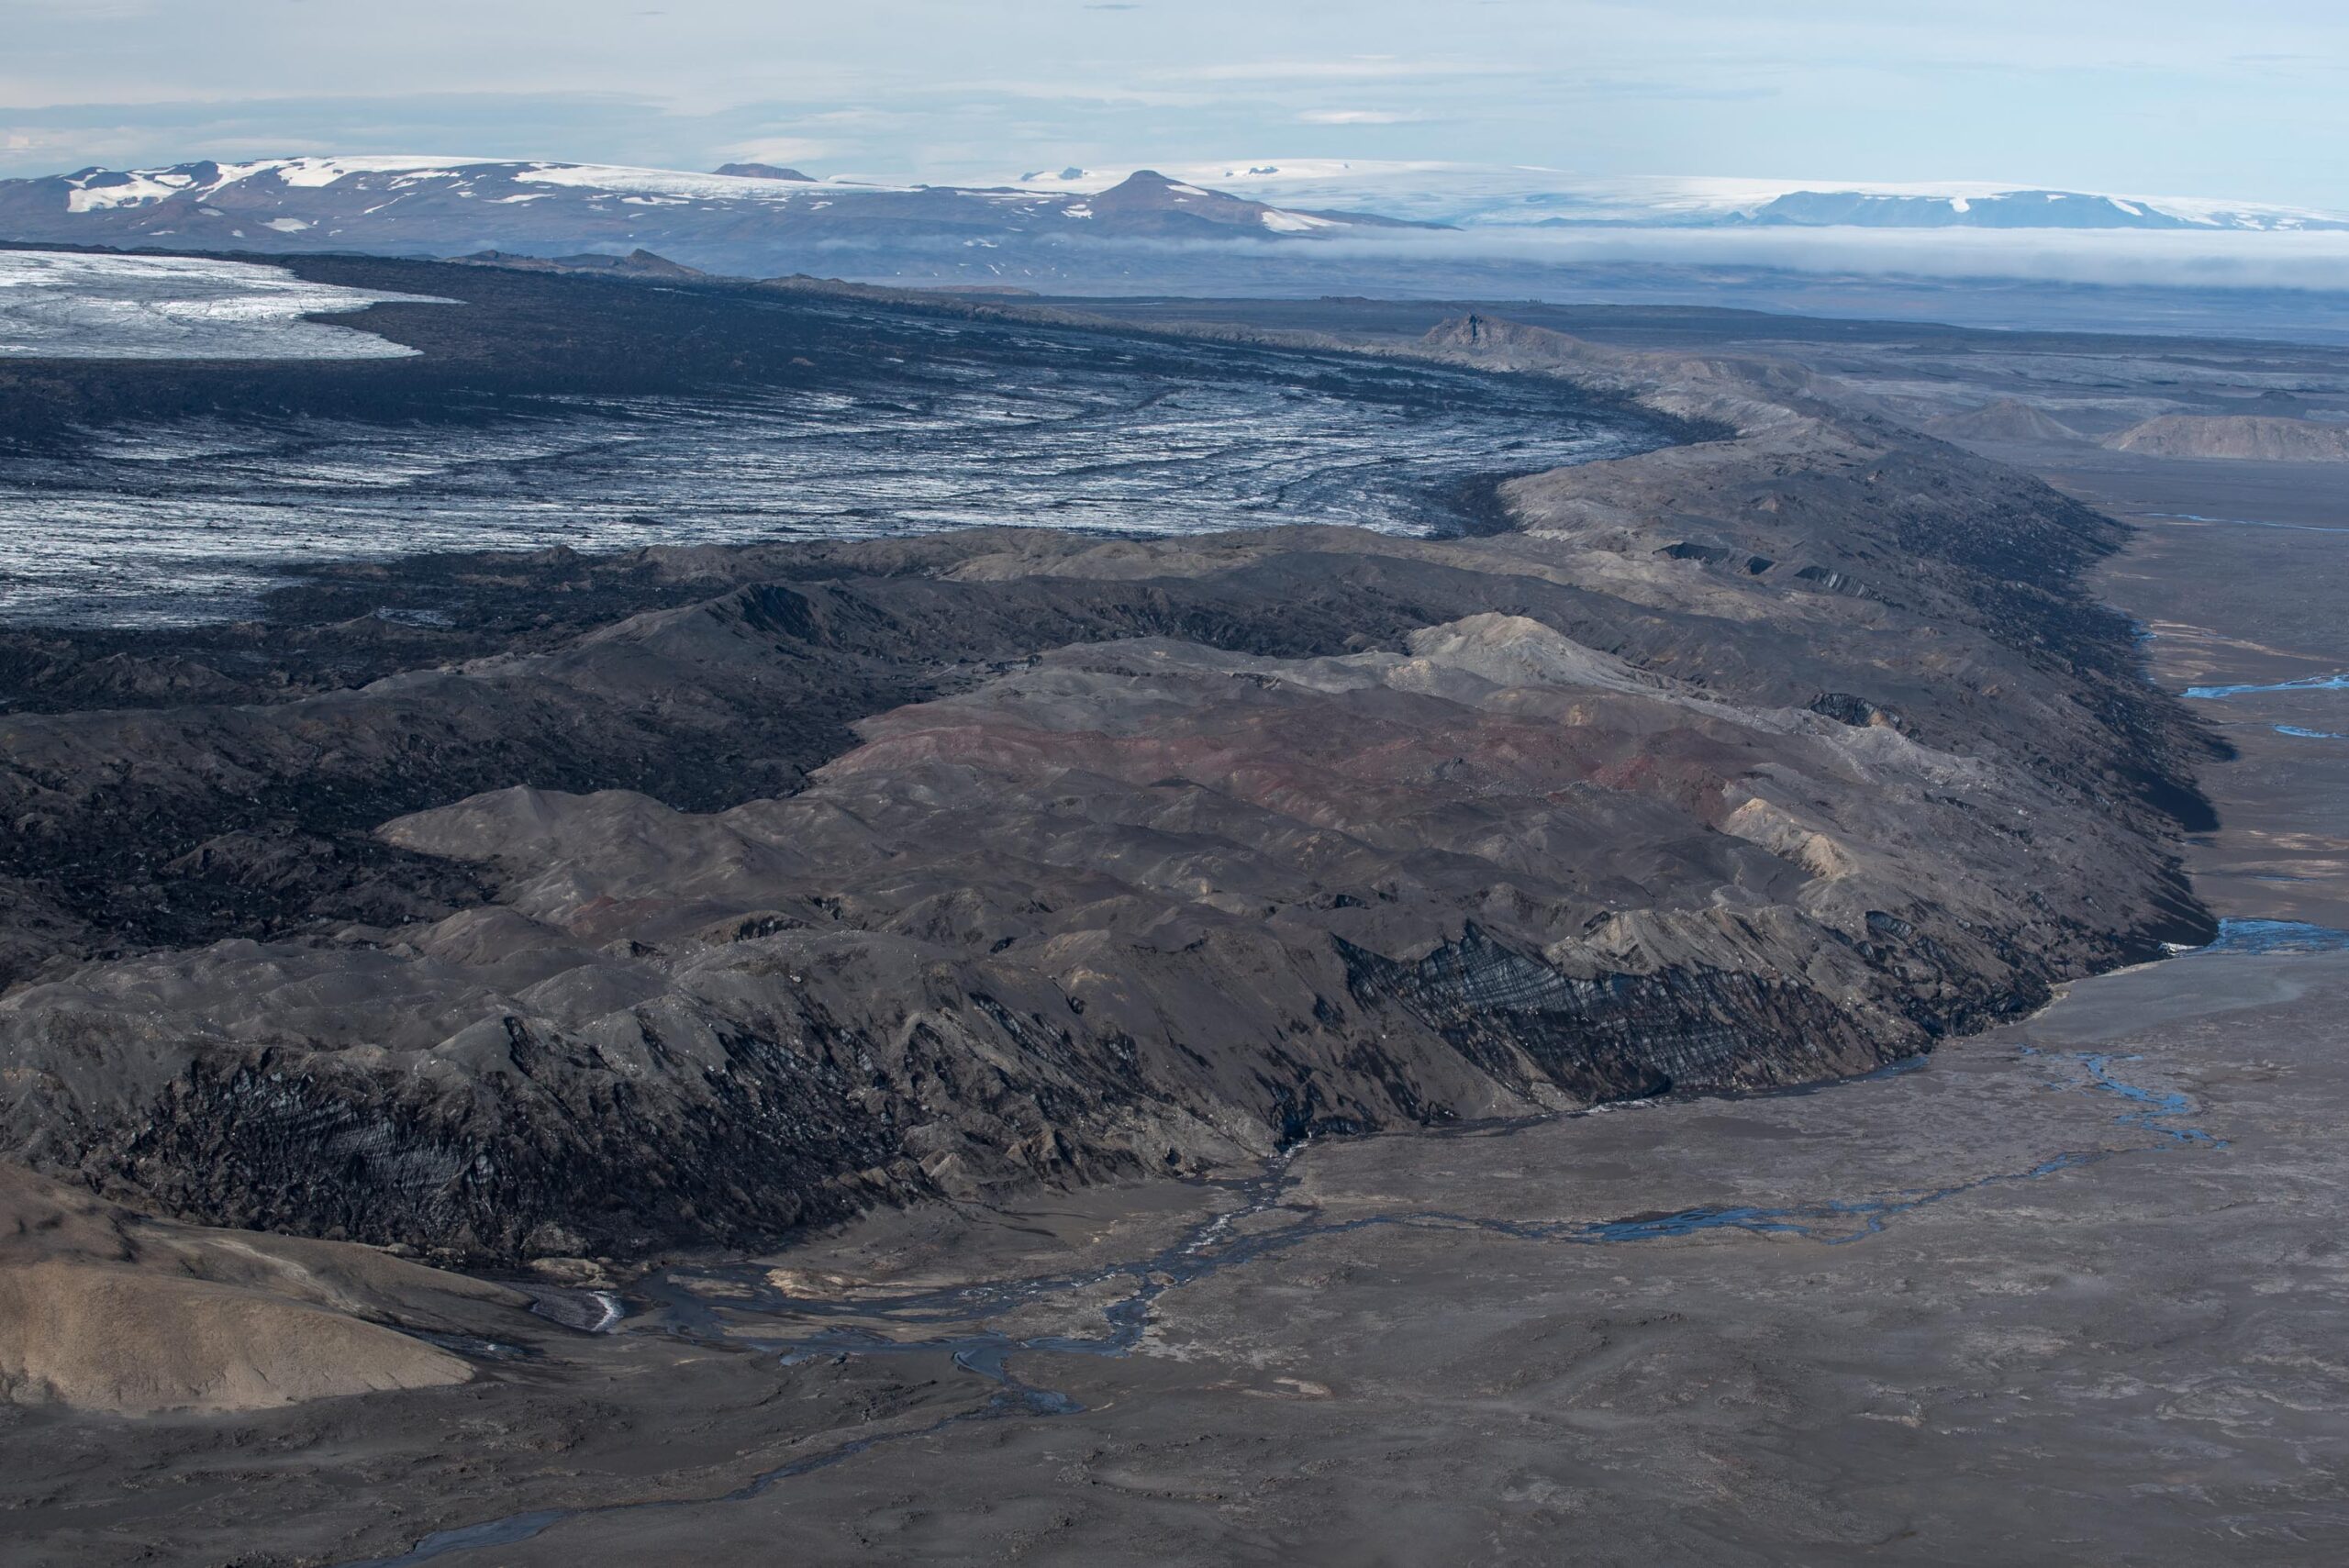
0, 308, 2216, 1261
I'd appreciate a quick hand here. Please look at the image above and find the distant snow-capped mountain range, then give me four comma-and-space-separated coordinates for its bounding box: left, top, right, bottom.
1, 155, 2341, 284
0, 157, 1425, 267
1017, 161, 2349, 233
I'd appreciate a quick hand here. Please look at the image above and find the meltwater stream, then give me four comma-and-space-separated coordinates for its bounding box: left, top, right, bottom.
2186, 672, 2349, 700
340, 1044, 2230, 1568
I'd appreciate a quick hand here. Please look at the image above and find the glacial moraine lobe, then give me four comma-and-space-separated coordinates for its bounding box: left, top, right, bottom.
0, 269, 2218, 1260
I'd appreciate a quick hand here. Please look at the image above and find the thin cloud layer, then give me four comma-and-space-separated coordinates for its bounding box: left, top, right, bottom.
0, 0, 2343, 212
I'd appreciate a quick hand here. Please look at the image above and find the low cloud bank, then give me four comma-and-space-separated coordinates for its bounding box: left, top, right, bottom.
1275, 226, 2349, 295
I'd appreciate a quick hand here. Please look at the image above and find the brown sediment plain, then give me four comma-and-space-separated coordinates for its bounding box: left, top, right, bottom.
2041, 453, 2349, 933
5, 291, 2348, 1565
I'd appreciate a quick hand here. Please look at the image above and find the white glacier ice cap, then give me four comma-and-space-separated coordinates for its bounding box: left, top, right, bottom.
0, 250, 448, 360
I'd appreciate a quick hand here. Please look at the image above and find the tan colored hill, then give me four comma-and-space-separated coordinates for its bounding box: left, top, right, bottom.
0, 1163, 528, 1414
2107, 414, 2349, 461
1926, 398, 2089, 445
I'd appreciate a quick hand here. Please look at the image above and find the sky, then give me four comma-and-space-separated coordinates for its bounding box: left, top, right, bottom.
3, 0, 2345, 209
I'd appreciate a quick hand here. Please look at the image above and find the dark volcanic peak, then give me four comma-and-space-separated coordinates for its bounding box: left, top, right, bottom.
0, 155, 1415, 274
453, 247, 706, 278
1088, 168, 1333, 237
711, 161, 814, 181
1082, 169, 1440, 237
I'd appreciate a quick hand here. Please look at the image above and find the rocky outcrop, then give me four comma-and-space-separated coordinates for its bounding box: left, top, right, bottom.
0, 304, 2219, 1262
